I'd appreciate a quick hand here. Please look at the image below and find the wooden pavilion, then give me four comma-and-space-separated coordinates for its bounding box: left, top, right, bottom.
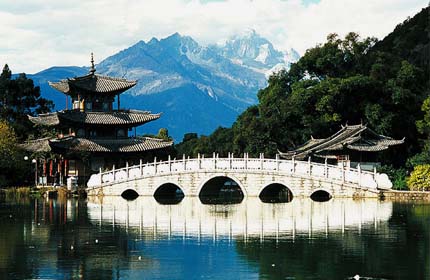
278, 124, 404, 171
22, 54, 172, 186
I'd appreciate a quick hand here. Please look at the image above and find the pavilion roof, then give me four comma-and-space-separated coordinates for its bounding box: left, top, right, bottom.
49, 74, 137, 95
29, 110, 161, 127
279, 124, 404, 160
19, 137, 52, 153
49, 136, 173, 153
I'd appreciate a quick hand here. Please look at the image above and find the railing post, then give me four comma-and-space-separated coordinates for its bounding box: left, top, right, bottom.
260, 153, 264, 170
168, 155, 171, 172
325, 158, 328, 178
139, 159, 143, 176
198, 153, 201, 169
126, 161, 129, 179
276, 154, 279, 171
357, 164, 361, 187
373, 166, 377, 180
342, 165, 345, 183
229, 152, 232, 169
183, 154, 186, 171
213, 152, 216, 169
292, 156, 295, 173
188, 156, 190, 170
154, 157, 157, 175
99, 167, 102, 185
244, 153, 248, 170
112, 164, 116, 181
308, 156, 312, 175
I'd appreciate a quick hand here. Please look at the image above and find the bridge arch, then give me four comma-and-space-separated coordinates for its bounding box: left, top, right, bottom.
258, 182, 294, 203
153, 182, 185, 204
121, 189, 139, 200
198, 175, 246, 204
310, 188, 332, 202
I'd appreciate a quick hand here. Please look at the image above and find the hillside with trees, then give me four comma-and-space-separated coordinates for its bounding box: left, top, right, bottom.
176, 7, 430, 189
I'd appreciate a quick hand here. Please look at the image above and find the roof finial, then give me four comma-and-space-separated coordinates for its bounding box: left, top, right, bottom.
90, 52, 96, 74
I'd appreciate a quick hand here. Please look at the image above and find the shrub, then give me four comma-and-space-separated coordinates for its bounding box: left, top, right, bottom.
407, 164, 430, 191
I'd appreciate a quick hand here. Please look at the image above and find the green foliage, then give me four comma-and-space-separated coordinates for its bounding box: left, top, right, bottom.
0, 64, 53, 140
378, 165, 408, 190
0, 121, 30, 187
416, 96, 430, 139
157, 128, 172, 141
407, 164, 430, 191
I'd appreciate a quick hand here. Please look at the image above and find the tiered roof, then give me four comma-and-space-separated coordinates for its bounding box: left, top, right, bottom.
49, 74, 136, 95
19, 137, 52, 153
29, 110, 161, 127
279, 124, 404, 160
48, 54, 136, 96
23, 54, 172, 156
49, 136, 173, 153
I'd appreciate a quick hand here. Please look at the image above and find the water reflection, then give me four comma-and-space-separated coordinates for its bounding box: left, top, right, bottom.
0, 196, 429, 280
87, 197, 392, 240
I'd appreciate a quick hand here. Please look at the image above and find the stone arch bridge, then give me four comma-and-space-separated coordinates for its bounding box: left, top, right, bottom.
87, 154, 392, 199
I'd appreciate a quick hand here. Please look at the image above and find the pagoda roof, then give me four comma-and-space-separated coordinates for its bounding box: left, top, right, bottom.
49, 74, 137, 95
19, 137, 52, 153
279, 124, 404, 160
49, 136, 173, 153
29, 110, 161, 127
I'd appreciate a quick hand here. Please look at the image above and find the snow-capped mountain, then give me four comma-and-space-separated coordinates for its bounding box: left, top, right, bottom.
212, 29, 300, 77
30, 31, 299, 141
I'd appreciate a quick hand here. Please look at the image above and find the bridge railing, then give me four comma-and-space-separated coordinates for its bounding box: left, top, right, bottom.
87, 154, 392, 190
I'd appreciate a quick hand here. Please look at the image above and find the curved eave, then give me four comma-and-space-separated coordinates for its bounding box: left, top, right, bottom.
19, 137, 52, 153
48, 74, 137, 96
57, 110, 161, 126
49, 137, 173, 153
49, 81, 70, 94
28, 113, 59, 126
70, 74, 137, 95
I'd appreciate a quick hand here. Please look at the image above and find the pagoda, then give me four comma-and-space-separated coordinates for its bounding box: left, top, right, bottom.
24, 54, 172, 185
278, 124, 404, 171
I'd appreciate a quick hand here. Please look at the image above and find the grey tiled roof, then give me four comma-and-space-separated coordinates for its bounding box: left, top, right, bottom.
279, 124, 404, 159
19, 137, 52, 153
59, 110, 160, 125
29, 110, 161, 126
28, 113, 59, 126
49, 73, 136, 95
49, 136, 173, 153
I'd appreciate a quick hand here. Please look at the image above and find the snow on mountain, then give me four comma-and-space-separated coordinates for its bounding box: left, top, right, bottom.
213, 29, 299, 77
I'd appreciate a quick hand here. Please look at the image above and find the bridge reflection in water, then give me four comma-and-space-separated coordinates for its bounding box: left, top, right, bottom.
87, 197, 392, 241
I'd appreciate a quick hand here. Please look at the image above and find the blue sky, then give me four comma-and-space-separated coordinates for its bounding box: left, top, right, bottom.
0, 0, 427, 73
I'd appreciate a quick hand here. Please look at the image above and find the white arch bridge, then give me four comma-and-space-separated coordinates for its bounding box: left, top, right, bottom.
87, 154, 393, 199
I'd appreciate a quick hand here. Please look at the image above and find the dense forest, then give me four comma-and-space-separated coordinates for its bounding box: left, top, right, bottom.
176, 7, 430, 190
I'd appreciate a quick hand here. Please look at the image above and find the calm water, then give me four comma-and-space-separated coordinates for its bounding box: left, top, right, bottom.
0, 196, 429, 280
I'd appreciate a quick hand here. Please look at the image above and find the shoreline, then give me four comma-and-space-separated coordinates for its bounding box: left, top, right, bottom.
0, 186, 87, 199
380, 190, 430, 202
1, 187, 430, 202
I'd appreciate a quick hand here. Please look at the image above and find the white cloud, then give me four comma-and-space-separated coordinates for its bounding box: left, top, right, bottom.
0, 0, 427, 73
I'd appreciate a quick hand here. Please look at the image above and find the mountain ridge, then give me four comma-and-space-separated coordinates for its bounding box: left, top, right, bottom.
29, 31, 299, 140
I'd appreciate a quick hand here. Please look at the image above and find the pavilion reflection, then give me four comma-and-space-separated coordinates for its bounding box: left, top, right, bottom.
87, 197, 393, 241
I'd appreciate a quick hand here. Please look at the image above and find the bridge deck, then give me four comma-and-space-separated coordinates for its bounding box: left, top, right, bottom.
87, 155, 393, 195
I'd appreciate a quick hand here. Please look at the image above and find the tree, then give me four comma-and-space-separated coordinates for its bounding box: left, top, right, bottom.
0, 120, 29, 187
0, 64, 53, 139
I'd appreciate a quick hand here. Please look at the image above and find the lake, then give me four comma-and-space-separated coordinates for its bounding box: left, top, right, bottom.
0, 196, 428, 279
